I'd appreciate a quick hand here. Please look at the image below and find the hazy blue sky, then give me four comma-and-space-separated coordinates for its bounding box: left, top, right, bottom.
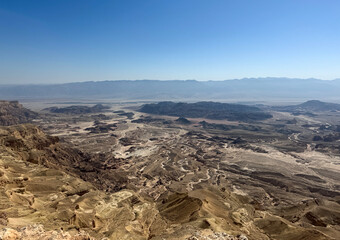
1, 0, 340, 84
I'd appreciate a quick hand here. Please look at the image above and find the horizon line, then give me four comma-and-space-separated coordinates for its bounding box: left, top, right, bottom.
1, 77, 340, 86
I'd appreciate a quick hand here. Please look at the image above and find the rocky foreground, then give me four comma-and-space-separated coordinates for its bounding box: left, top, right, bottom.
0, 124, 335, 239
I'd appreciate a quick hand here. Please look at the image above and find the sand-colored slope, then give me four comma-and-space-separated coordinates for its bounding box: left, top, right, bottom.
0, 124, 166, 239
0, 124, 338, 239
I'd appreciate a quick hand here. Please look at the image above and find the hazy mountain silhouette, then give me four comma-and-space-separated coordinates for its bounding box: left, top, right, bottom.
1, 78, 340, 101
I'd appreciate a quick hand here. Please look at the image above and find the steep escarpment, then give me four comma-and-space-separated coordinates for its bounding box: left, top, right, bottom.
0, 100, 38, 126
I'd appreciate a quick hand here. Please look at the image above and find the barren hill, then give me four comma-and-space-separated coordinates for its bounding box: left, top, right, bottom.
44, 104, 110, 114
140, 101, 272, 121
274, 100, 340, 112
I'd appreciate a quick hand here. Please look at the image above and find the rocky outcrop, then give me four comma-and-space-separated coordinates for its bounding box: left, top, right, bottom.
0, 225, 93, 240
0, 101, 38, 126
175, 117, 192, 125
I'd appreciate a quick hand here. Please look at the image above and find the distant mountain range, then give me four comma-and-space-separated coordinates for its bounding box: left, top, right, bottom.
1, 78, 340, 101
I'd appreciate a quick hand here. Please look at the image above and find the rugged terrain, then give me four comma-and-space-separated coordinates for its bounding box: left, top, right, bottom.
0, 100, 340, 239
0, 101, 38, 126
0, 124, 276, 240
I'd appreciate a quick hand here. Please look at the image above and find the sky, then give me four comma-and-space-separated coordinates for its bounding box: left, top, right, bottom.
0, 0, 340, 84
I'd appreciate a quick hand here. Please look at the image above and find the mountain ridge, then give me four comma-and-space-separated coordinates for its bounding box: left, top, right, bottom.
139, 101, 272, 121
273, 100, 340, 112
1, 78, 340, 101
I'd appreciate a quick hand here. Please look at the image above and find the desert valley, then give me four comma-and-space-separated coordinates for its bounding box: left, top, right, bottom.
2, 1, 340, 239
0, 99, 339, 240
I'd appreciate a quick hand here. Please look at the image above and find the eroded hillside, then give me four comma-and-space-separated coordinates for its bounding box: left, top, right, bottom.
1, 100, 340, 239
0, 124, 286, 240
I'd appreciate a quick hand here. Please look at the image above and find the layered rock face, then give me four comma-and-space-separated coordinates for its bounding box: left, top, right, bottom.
0, 101, 38, 126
